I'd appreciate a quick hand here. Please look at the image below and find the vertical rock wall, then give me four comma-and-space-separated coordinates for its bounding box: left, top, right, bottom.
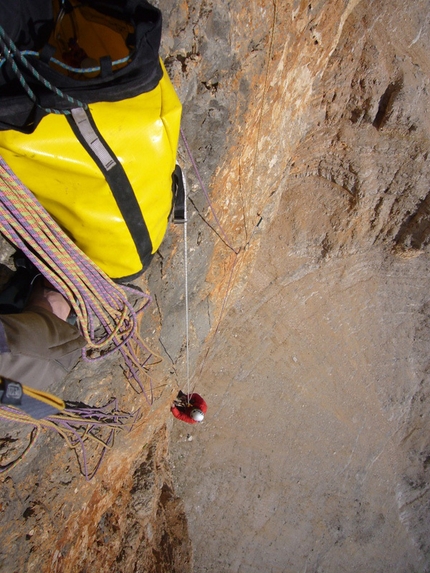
0, 0, 429, 571
0, 401, 192, 572
161, 0, 430, 571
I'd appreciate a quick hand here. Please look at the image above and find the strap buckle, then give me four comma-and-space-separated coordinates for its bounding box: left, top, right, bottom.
0, 378, 23, 405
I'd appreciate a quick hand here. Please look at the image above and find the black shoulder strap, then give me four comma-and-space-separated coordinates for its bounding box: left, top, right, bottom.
172, 164, 186, 224
67, 107, 153, 278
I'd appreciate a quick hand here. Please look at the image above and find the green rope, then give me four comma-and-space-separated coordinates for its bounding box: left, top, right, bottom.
0, 24, 86, 115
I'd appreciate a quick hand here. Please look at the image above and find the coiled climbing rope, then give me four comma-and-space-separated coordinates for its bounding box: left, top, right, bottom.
0, 156, 158, 401
0, 398, 140, 481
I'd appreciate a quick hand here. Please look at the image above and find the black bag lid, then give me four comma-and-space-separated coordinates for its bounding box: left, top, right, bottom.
0, 0, 163, 132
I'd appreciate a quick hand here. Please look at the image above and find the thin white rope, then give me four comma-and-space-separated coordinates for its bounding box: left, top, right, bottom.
183, 172, 191, 397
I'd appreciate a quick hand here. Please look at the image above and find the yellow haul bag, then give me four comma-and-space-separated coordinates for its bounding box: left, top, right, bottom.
0, 0, 182, 280
0, 66, 181, 280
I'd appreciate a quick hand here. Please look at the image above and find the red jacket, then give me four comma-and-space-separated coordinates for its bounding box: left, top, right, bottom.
171, 393, 207, 424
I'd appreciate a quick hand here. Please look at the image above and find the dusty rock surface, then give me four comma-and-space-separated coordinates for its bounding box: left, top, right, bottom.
0, 340, 192, 573
171, 247, 430, 572
0, 0, 429, 572
164, 0, 430, 571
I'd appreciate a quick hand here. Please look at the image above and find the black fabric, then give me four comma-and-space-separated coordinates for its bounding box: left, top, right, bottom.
0, 251, 40, 314
66, 108, 153, 279
39, 43, 57, 64
1, 1, 53, 51
172, 164, 186, 224
0, 0, 162, 132
100, 55, 113, 79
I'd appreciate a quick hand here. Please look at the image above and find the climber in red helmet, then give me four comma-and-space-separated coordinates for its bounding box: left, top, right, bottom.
171, 390, 207, 424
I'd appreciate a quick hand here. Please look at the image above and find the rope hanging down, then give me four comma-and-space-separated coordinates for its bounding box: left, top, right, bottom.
181, 170, 191, 397
179, 129, 240, 394
0, 156, 158, 403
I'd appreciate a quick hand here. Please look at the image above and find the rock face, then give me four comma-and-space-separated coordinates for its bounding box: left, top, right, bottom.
0, 405, 192, 572
1, 0, 430, 571
161, 0, 430, 571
